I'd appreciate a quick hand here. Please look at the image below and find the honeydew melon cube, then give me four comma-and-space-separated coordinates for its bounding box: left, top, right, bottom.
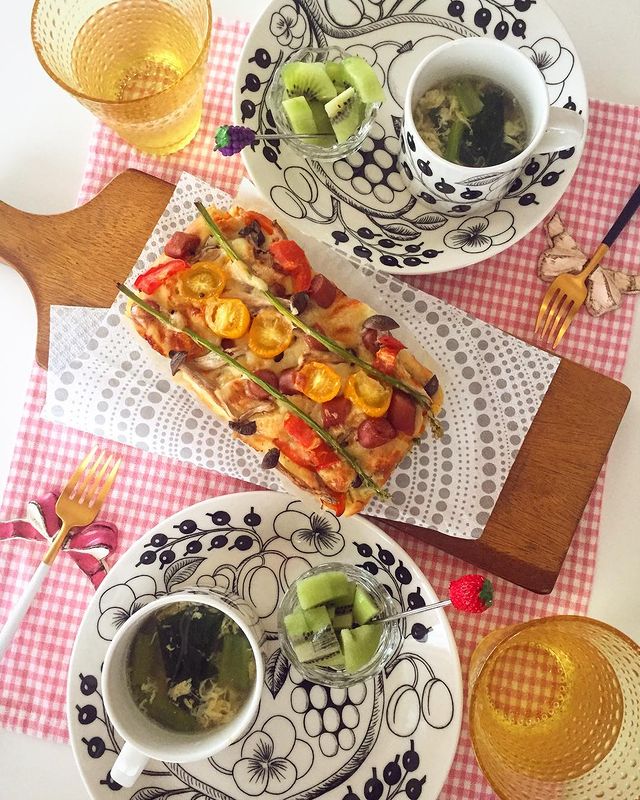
297, 571, 350, 610
341, 623, 383, 673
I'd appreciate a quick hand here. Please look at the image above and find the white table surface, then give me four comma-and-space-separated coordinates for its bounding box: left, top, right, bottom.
1, 1, 639, 795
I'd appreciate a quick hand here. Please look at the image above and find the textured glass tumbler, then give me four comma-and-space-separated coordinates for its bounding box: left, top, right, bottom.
32, 0, 212, 154
468, 616, 640, 800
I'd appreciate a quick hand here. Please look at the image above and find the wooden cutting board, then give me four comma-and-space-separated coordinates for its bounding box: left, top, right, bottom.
0, 169, 630, 594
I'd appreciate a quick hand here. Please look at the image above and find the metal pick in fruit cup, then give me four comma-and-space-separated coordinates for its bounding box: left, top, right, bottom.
213, 125, 335, 156
258, 46, 384, 163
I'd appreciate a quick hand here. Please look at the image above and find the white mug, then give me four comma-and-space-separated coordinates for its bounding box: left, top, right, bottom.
399, 38, 585, 213
102, 590, 264, 788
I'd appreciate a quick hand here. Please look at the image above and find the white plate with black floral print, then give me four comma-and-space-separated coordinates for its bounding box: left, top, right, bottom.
235, 0, 587, 274
44, 172, 560, 539
67, 491, 462, 800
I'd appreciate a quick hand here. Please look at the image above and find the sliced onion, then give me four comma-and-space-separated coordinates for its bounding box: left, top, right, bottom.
191, 351, 227, 370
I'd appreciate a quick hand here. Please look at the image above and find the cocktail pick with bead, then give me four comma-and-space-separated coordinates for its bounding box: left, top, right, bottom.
214, 124, 332, 156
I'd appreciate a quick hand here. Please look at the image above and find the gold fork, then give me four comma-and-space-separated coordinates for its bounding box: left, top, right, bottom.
0, 447, 121, 661
535, 183, 640, 348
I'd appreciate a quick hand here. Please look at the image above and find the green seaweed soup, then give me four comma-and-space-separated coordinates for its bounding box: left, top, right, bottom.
413, 75, 528, 168
127, 602, 256, 733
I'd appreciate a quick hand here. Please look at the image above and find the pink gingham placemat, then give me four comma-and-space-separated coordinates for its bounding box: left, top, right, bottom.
1, 16, 640, 799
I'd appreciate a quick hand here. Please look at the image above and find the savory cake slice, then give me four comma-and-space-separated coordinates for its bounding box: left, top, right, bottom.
125, 204, 443, 516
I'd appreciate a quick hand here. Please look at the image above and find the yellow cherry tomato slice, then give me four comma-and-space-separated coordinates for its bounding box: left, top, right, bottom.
295, 362, 342, 404
344, 370, 392, 417
205, 297, 251, 338
178, 261, 226, 302
248, 308, 293, 359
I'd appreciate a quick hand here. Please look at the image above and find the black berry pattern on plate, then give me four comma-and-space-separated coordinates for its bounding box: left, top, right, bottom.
339, 743, 428, 800
236, 0, 584, 273
74, 671, 171, 791
70, 496, 458, 800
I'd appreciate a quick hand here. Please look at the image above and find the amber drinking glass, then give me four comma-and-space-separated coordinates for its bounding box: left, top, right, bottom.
32, 0, 212, 154
468, 616, 640, 800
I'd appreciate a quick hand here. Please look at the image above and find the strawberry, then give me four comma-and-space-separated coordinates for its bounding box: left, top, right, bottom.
448, 574, 494, 613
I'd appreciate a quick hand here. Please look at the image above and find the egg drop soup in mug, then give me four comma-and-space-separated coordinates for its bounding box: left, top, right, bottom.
413, 76, 529, 168
126, 602, 256, 734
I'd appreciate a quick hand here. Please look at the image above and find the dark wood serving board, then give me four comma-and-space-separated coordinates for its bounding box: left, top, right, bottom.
0, 169, 630, 594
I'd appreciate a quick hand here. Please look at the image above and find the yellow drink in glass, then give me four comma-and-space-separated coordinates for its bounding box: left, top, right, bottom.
468, 616, 640, 800
32, 0, 212, 155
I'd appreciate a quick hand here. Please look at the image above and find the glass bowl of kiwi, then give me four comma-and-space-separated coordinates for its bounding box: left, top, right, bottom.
278, 562, 401, 687
266, 46, 384, 162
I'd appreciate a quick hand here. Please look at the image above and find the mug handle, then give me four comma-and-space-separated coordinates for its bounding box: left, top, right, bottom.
110, 741, 149, 788
536, 106, 585, 154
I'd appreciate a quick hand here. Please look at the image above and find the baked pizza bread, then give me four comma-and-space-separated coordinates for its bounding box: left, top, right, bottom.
124, 204, 443, 516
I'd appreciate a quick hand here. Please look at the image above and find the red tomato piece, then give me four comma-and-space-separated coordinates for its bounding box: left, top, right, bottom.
133, 259, 190, 294
323, 492, 346, 517
378, 334, 406, 351
313, 442, 340, 468
291, 260, 312, 292
269, 240, 313, 292
245, 210, 274, 235
283, 414, 321, 449
373, 347, 400, 375
269, 239, 309, 272
275, 438, 317, 470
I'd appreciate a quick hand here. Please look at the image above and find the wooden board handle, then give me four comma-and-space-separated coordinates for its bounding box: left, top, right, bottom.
0, 170, 175, 367
0, 168, 630, 594
0, 201, 43, 284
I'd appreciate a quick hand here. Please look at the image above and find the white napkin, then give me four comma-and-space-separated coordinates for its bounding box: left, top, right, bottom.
44, 172, 559, 539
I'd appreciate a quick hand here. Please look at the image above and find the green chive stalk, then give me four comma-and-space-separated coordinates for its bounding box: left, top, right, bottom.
119, 283, 386, 499
265, 290, 436, 414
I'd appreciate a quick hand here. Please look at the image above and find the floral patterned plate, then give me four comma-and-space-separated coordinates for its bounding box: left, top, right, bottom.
67, 491, 462, 800
234, 0, 587, 274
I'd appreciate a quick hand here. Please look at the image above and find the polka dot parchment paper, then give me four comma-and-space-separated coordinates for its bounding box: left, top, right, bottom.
44, 173, 559, 538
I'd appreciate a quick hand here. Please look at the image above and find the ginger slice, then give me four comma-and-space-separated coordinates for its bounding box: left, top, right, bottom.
538, 213, 640, 317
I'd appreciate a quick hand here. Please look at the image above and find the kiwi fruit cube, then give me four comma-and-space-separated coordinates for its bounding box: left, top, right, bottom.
285, 605, 341, 664
352, 586, 380, 625
325, 87, 365, 144
317, 650, 346, 669
284, 605, 331, 640
282, 96, 317, 136
297, 570, 350, 610
282, 62, 337, 103
330, 581, 357, 628
284, 608, 309, 640
332, 610, 353, 630
342, 56, 385, 104
309, 100, 335, 138
341, 623, 383, 673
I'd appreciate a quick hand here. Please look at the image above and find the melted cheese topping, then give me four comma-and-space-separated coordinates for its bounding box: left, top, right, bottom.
127, 204, 443, 516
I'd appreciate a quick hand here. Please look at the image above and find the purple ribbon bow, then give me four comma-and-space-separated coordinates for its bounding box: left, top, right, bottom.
0, 492, 118, 588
